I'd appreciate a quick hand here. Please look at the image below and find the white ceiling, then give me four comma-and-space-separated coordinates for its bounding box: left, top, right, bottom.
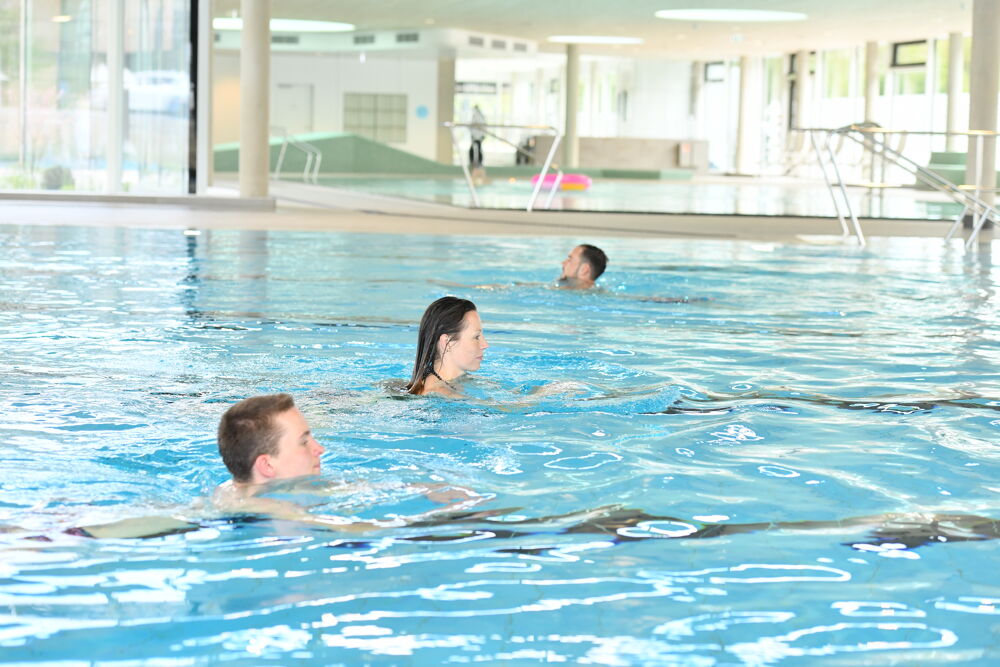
213, 0, 972, 58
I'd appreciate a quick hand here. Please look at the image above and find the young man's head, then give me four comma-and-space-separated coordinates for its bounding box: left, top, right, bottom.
558, 244, 608, 289
217, 393, 324, 485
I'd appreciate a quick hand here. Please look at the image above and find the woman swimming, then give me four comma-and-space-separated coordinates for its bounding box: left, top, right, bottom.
407, 296, 489, 396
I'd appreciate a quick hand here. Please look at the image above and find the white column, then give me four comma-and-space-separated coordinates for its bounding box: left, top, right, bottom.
587, 60, 599, 136
18, 0, 28, 171
436, 57, 455, 163
106, 0, 124, 192
735, 56, 752, 173
534, 68, 545, 123
688, 60, 702, 122
863, 41, 878, 123
946, 32, 964, 151
239, 0, 270, 198
195, 0, 213, 192
795, 49, 809, 128
966, 0, 1000, 207
564, 43, 580, 168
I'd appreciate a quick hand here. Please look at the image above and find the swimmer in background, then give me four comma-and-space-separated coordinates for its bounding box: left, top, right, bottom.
431, 244, 607, 292
557, 243, 607, 290
434, 243, 697, 303
407, 296, 488, 397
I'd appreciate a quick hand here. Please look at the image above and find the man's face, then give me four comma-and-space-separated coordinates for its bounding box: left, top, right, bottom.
266, 407, 324, 479
559, 246, 589, 282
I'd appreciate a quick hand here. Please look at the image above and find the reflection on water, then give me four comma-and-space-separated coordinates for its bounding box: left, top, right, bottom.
314, 175, 966, 220
1, 226, 999, 663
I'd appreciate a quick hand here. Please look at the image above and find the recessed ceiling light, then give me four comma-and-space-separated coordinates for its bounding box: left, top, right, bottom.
548, 35, 644, 45
654, 9, 807, 22
212, 18, 355, 32
51, 15, 72, 23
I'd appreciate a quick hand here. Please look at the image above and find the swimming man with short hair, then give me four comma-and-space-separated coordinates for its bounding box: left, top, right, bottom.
212, 393, 482, 525
557, 244, 608, 290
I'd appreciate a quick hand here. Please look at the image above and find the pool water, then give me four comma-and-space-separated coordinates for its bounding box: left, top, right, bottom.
2, 226, 999, 664
315, 175, 965, 220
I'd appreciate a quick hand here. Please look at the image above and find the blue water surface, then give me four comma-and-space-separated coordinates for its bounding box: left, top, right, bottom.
1, 226, 998, 664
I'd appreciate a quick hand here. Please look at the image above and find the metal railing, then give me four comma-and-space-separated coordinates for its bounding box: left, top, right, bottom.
272, 130, 322, 184
443, 122, 563, 211
800, 125, 1000, 249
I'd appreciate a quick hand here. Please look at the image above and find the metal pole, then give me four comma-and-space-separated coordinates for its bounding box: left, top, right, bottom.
527, 134, 562, 212
810, 130, 850, 236
195, 0, 213, 193
974, 133, 984, 204
273, 138, 287, 179
967, 204, 992, 247
447, 125, 480, 208
944, 203, 969, 241
828, 132, 865, 246
543, 170, 564, 209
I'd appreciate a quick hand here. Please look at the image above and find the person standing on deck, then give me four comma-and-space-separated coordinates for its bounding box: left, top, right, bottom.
469, 105, 487, 176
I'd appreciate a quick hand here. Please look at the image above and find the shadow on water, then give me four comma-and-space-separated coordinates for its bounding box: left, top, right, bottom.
657, 388, 1000, 416
42, 504, 1000, 557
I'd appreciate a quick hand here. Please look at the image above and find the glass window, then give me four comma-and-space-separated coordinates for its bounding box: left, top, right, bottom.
823, 49, 852, 98
893, 41, 927, 67
344, 92, 407, 144
0, 0, 192, 194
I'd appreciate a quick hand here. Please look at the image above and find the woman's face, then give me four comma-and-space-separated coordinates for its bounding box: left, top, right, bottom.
441, 310, 488, 374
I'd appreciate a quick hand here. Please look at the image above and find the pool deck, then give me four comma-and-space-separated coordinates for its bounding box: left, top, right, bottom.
0, 177, 991, 243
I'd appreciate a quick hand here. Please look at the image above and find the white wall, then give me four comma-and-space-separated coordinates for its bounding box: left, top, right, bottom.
213, 51, 441, 160
619, 60, 694, 140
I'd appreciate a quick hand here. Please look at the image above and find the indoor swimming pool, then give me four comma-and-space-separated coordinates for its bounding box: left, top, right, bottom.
1, 225, 998, 664
315, 175, 965, 221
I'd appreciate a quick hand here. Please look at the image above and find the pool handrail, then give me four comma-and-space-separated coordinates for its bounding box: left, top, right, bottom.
272, 128, 322, 184
796, 125, 1000, 249
443, 122, 563, 212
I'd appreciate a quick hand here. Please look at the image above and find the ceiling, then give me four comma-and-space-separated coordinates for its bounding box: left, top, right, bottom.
212, 0, 972, 59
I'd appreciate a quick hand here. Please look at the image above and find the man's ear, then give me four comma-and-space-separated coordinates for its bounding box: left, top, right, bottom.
252, 453, 276, 480
579, 262, 592, 280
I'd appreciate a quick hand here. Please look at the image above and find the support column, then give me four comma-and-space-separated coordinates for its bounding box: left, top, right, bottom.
239, 0, 270, 198
195, 0, 214, 192
564, 43, 579, 168
535, 68, 545, 123
966, 0, 1000, 209
587, 60, 599, 136
863, 42, 878, 123
18, 0, 28, 172
946, 32, 963, 151
436, 57, 455, 163
794, 49, 809, 128
735, 56, 752, 174
106, 0, 124, 192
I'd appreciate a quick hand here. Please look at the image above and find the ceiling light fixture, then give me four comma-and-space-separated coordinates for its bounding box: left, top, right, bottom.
51, 15, 72, 23
212, 18, 355, 32
654, 9, 807, 22
548, 35, 644, 45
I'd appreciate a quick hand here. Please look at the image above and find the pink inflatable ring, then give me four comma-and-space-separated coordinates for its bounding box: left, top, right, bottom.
530, 172, 592, 191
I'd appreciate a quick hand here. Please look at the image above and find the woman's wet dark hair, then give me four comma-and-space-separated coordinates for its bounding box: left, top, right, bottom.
407, 296, 477, 395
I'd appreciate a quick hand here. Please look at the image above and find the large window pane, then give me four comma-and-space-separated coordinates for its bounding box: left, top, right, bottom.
0, 0, 191, 194
125, 0, 191, 192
